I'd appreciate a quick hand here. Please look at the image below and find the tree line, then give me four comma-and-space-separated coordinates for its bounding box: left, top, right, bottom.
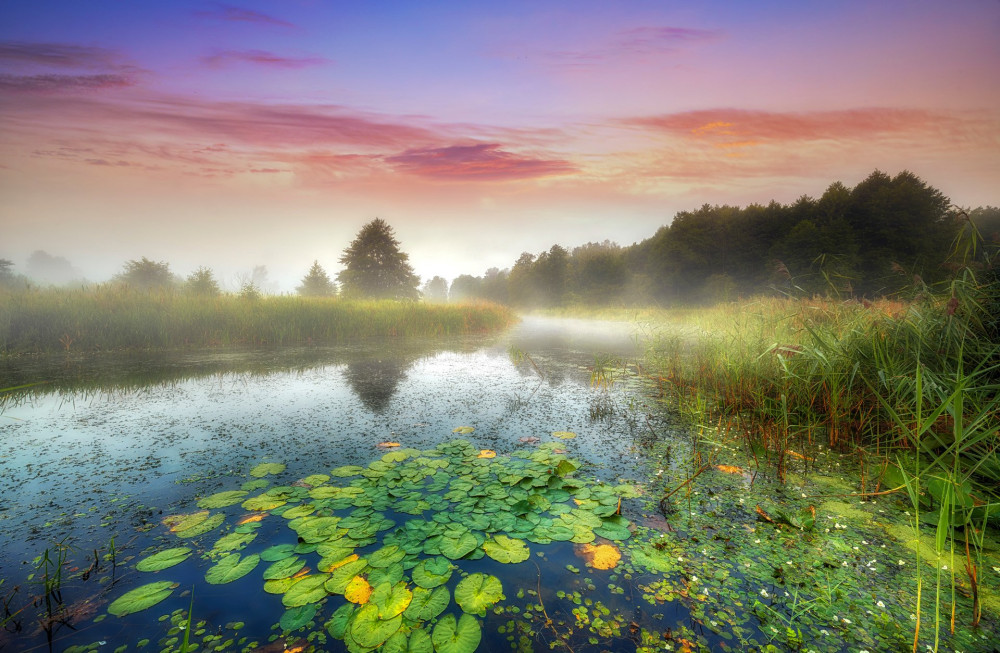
452, 170, 1000, 306
3, 170, 997, 305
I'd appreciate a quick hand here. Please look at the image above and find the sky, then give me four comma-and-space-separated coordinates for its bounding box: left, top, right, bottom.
1, 0, 998, 291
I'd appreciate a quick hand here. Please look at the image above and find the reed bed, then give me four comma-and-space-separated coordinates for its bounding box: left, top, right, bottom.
642, 270, 999, 648
0, 285, 516, 354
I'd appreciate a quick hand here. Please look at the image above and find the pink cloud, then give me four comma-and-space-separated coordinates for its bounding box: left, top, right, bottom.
194, 3, 293, 28
201, 49, 328, 69
386, 143, 576, 181
627, 108, 946, 142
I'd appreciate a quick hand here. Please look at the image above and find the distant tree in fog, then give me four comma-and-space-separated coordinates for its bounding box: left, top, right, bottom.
337, 218, 419, 300
421, 276, 448, 302
297, 260, 337, 297
448, 274, 481, 302
185, 266, 221, 296
115, 257, 175, 290
0, 258, 15, 285
26, 250, 83, 286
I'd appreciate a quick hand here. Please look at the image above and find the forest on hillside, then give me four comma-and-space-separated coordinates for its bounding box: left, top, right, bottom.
450, 170, 1000, 306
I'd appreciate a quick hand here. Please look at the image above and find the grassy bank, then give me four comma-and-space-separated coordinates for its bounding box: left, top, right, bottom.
635, 271, 999, 648
0, 286, 516, 354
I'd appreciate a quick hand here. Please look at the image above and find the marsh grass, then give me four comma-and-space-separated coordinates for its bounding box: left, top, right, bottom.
0, 286, 514, 354
640, 234, 999, 647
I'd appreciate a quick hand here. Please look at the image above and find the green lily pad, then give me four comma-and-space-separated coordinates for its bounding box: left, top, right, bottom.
241, 494, 287, 511
175, 512, 225, 539
197, 490, 248, 509
299, 474, 330, 487
383, 627, 433, 653
439, 532, 478, 560
370, 581, 412, 619
263, 556, 306, 580
482, 535, 530, 564
454, 573, 504, 616
330, 465, 365, 477
350, 603, 403, 648
211, 532, 257, 553
326, 603, 355, 639
282, 574, 331, 607
260, 543, 297, 562
108, 581, 176, 617
403, 585, 449, 621
367, 562, 404, 588
281, 504, 316, 520
250, 463, 285, 478
431, 613, 481, 653
135, 547, 191, 572
279, 603, 317, 632
551, 431, 577, 439
205, 553, 260, 584
326, 558, 369, 594
250, 462, 286, 477
411, 557, 453, 589
368, 544, 406, 569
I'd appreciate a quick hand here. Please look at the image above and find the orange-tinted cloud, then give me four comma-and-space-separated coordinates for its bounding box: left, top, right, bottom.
194, 3, 293, 28
628, 108, 945, 142
385, 143, 576, 181
201, 49, 328, 69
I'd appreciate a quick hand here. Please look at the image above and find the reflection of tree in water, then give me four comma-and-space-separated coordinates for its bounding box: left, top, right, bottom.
342, 357, 413, 413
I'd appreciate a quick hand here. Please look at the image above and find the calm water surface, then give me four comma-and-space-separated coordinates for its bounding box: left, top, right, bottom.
1, 316, 665, 652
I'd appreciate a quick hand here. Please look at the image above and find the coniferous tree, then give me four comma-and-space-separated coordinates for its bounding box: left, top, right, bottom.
297, 260, 337, 297
337, 219, 419, 300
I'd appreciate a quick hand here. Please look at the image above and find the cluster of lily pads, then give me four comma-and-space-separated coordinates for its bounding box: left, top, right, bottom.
108, 433, 641, 652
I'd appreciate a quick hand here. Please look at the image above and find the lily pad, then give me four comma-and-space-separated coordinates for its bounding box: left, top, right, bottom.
205, 553, 260, 584
211, 531, 257, 553
260, 543, 297, 562
197, 490, 248, 509
279, 603, 317, 632
551, 431, 577, 439
135, 547, 191, 572
250, 462, 286, 477
370, 581, 412, 619
383, 627, 433, 653
403, 585, 449, 621
108, 581, 176, 617
326, 558, 369, 594
263, 556, 306, 580
350, 603, 403, 648
175, 512, 225, 539
367, 544, 406, 568
439, 532, 478, 560
431, 613, 481, 653
454, 573, 504, 616
326, 603, 355, 639
282, 574, 331, 607
344, 575, 373, 604
452, 426, 475, 434
330, 465, 365, 477
482, 535, 530, 564
411, 557, 453, 589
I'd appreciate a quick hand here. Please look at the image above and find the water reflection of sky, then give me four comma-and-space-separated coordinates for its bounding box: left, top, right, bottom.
1, 317, 647, 576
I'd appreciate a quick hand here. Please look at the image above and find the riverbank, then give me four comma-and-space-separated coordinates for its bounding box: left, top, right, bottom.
0, 286, 515, 354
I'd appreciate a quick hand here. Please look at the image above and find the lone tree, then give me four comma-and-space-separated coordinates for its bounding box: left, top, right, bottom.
115, 257, 174, 290
185, 266, 221, 296
297, 260, 337, 297
337, 219, 419, 300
